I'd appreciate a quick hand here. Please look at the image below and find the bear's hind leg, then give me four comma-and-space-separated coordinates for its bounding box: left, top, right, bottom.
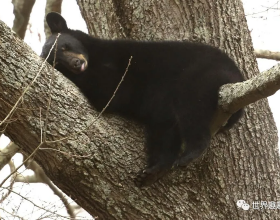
135, 122, 182, 187
175, 127, 211, 167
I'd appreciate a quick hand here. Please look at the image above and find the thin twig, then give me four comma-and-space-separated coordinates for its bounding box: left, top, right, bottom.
40, 107, 42, 143
0, 187, 72, 219
0, 98, 23, 133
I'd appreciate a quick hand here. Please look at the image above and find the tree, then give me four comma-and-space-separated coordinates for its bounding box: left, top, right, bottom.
0, 0, 280, 219
12, 0, 36, 39
11, 0, 63, 39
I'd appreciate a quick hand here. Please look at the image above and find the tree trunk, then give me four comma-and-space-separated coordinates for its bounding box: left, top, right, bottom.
0, 0, 279, 219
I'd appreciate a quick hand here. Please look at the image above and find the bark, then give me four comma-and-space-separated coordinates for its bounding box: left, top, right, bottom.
212, 64, 280, 134
44, 0, 63, 39
255, 49, 280, 61
12, 0, 36, 39
0, 0, 279, 220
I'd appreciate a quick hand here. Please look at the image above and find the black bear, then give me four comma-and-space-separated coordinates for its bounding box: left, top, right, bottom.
41, 12, 244, 187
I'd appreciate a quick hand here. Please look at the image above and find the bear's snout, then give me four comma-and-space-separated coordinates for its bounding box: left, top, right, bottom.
71, 58, 87, 72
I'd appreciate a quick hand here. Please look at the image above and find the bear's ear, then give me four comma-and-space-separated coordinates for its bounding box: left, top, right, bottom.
46, 12, 68, 33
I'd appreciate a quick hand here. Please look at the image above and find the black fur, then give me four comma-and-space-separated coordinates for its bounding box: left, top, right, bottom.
41, 12, 244, 187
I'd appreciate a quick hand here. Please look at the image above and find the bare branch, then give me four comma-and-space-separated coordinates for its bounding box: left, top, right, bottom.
1, 187, 72, 219
0, 142, 44, 188
12, 0, 36, 39
0, 142, 19, 170
17, 158, 77, 219
211, 64, 280, 134
255, 49, 280, 61
44, 0, 63, 39
0, 160, 16, 203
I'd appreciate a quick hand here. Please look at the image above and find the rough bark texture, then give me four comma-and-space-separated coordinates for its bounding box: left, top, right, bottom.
0, 0, 279, 219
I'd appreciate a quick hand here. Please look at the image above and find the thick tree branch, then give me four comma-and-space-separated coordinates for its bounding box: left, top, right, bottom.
255, 49, 280, 61
211, 64, 280, 134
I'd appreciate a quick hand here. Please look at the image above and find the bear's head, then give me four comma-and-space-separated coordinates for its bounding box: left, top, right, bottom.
41, 12, 88, 74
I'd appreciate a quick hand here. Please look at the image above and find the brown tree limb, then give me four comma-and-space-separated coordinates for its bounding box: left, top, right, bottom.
255, 49, 280, 61
0, 142, 19, 171
44, 0, 63, 39
12, 0, 36, 39
211, 64, 280, 134
0, 160, 16, 203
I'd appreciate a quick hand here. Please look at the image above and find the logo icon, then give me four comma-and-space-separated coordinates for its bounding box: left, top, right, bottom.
237, 200, 250, 210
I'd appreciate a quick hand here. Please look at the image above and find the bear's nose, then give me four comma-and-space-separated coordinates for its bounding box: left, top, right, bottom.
71, 58, 83, 69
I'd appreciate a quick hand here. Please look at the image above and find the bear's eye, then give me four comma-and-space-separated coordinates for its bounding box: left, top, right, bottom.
61, 44, 71, 51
